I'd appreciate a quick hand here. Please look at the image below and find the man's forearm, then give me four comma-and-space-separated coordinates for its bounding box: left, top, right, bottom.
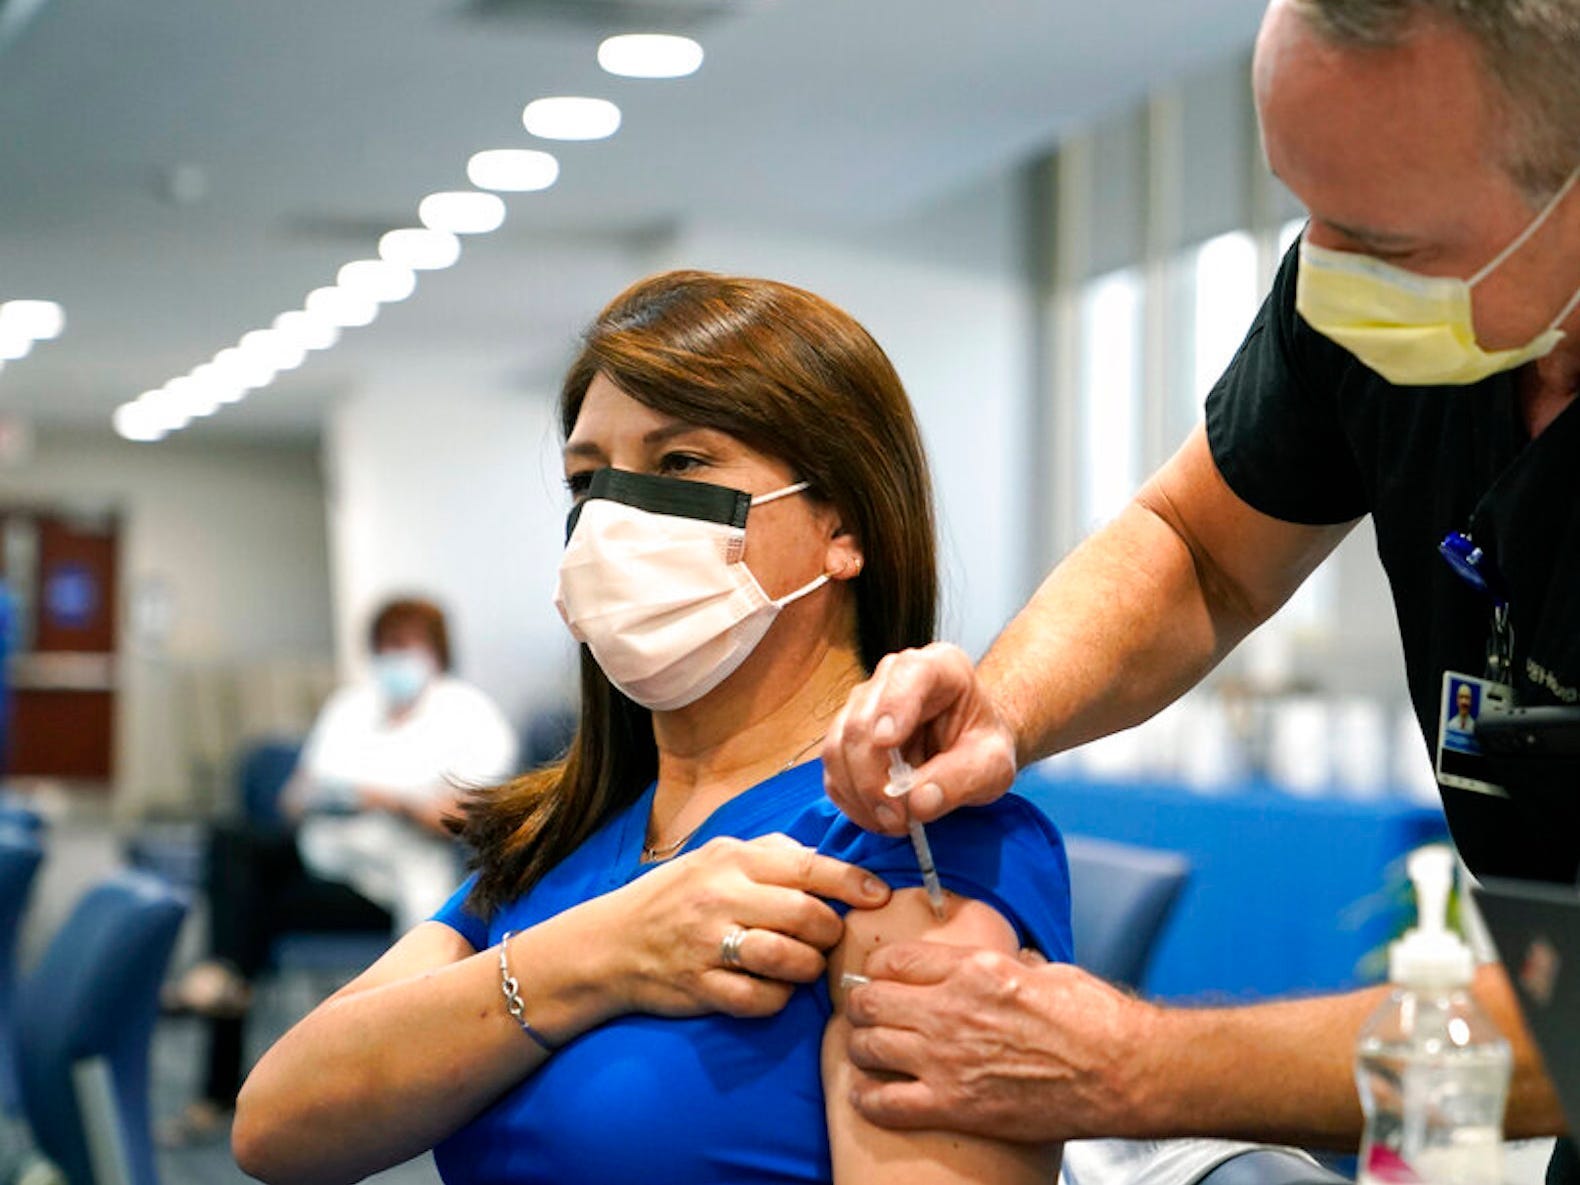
1131, 964, 1564, 1147
979, 500, 1250, 769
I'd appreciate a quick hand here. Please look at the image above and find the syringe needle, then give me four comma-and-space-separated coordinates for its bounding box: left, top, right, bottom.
885, 750, 946, 920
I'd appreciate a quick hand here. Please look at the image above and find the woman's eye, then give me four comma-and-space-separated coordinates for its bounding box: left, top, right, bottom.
658, 452, 707, 476
564, 471, 593, 499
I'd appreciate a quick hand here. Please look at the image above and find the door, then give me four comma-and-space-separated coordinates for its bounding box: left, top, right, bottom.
1, 507, 120, 784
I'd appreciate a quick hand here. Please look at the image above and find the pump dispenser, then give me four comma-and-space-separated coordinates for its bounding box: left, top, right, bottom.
1388, 846, 1475, 988
1355, 845, 1511, 1185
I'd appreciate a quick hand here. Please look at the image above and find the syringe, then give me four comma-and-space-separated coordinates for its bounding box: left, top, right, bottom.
884, 750, 947, 920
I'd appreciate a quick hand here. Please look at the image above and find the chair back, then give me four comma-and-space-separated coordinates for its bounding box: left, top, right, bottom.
0, 823, 44, 1114
238, 739, 304, 828
1197, 1149, 1351, 1185
1065, 835, 1190, 988
17, 870, 187, 1185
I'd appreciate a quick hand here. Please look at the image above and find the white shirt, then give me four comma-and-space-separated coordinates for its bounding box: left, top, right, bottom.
295, 675, 517, 933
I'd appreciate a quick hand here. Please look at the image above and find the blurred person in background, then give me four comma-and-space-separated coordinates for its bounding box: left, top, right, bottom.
231, 270, 1071, 1185
162, 596, 517, 1142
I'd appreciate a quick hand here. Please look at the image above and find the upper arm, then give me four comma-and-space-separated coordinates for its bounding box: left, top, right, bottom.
1136, 424, 1357, 629
822, 888, 1061, 1185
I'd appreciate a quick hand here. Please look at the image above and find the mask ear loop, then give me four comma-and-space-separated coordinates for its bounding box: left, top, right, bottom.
749, 480, 811, 508
1469, 167, 1580, 287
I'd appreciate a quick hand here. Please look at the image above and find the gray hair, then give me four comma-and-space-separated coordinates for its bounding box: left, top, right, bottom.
1291, 0, 1580, 202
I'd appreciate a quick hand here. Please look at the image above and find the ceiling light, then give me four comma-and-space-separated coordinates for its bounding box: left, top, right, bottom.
337, 259, 417, 303
306, 285, 381, 327
212, 346, 276, 391
188, 361, 245, 405
114, 402, 167, 443
0, 300, 65, 341
523, 96, 621, 141
239, 329, 308, 373
598, 34, 704, 79
273, 311, 339, 352
377, 228, 462, 271
164, 376, 221, 419
0, 330, 31, 362
466, 150, 559, 193
138, 390, 192, 432
418, 191, 506, 235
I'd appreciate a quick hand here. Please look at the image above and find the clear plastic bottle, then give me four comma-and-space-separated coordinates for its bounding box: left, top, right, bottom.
1356, 846, 1512, 1185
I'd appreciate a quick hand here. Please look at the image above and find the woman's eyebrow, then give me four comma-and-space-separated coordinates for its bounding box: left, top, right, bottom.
562, 440, 605, 460
642, 422, 711, 447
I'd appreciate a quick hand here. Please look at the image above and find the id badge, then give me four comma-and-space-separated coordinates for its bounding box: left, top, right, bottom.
1435, 671, 1512, 798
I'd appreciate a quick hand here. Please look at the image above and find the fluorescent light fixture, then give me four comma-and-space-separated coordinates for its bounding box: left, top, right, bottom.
0, 333, 30, 362
598, 34, 703, 79
273, 311, 339, 352
114, 402, 167, 443
239, 329, 308, 374
164, 376, 221, 419
377, 228, 462, 271
419, 191, 506, 235
212, 346, 276, 391
306, 285, 381, 327
466, 149, 559, 193
0, 300, 65, 341
188, 361, 245, 405
337, 259, 417, 303
523, 96, 621, 141
138, 390, 193, 432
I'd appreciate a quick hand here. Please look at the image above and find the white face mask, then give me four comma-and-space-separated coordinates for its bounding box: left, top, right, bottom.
553, 468, 830, 712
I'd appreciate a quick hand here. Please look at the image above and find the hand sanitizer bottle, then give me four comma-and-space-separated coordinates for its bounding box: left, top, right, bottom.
1356, 845, 1511, 1185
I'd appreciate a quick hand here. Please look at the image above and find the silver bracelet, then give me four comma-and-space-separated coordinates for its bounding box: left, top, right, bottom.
497, 931, 557, 1053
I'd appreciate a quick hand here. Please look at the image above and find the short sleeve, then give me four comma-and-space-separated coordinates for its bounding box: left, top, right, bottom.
816, 794, 1073, 963
1204, 236, 1370, 526
431, 872, 489, 950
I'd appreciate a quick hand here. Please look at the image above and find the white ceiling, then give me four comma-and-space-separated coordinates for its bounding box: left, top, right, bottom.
0, 0, 1268, 440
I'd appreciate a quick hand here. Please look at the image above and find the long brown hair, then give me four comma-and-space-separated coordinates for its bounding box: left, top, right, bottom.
455, 270, 938, 915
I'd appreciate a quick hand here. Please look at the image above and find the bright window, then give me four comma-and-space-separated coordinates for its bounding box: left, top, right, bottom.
1077, 268, 1143, 531
1190, 230, 1259, 411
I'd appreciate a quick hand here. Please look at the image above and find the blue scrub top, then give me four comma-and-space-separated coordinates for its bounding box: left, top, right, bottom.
429, 759, 1072, 1185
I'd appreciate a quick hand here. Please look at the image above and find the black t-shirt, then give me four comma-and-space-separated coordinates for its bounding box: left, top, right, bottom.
1206, 242, 1578, 1185
1206, 240, 1580, 886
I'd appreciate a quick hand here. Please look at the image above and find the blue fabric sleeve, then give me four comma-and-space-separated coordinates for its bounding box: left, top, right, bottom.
430, 872, 489, 950
814, 793, 1073, 963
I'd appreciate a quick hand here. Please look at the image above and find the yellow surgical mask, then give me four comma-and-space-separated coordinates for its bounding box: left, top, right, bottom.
1296, 168, 1580, 386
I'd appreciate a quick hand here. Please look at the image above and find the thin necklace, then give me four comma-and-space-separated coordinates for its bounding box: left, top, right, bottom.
640, 732, 827, 862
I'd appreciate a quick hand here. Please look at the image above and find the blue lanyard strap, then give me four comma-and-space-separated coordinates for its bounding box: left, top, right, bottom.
1439, 532, 1514, 684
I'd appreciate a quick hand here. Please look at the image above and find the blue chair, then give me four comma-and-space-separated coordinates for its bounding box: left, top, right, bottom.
1064, 835, 1190, 989
16, 870, 187, 1185
1198, 1148, 1351, 1185
239, 739, 307, 830
0, 822, 44, 1115
0, 793, 43, 834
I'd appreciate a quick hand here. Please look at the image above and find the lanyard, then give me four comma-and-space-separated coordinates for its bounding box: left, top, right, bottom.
1439, 531, 1514, 684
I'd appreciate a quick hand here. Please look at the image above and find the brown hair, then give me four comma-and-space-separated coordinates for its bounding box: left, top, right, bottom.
369, 597, 452, 672
1291, 0, 1580, 201
455, 270, 938, 915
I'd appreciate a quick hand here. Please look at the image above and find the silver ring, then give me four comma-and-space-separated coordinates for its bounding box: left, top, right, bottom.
720, 925, 748, 969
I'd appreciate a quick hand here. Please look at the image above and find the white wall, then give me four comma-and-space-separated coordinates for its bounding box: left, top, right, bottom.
0, 427, 335, 809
